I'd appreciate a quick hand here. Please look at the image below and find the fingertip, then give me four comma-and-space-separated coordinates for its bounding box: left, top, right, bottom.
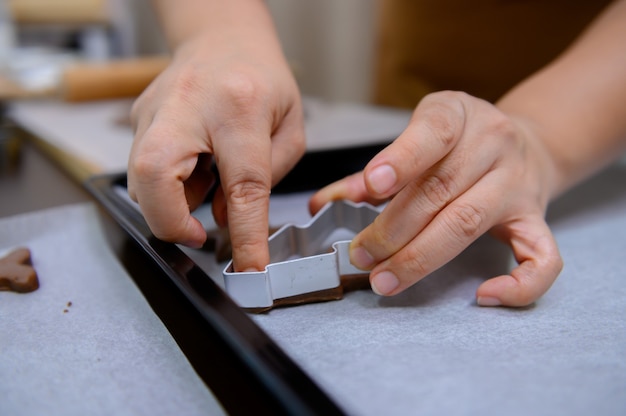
308, 191, 328, 215
153, 214, 207, 249
232, 242, 270, 272
308, 181, 343, 215
370, 271, 400, 296
365, 164, 397, 196
308, 171, 370, 215
475, 274, 538, 308
181, 220, 208, 249
477, 217, 563, 307
181, 236, 207, 249
476, 296, 502, 307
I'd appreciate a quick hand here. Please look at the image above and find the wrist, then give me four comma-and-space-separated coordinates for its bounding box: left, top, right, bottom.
155, 0, 278, 52
507, 114, 564, 204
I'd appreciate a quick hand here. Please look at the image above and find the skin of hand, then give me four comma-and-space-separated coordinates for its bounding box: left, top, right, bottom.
310, 0, 626, 307
127, 1, 306, 272
310, 92, 563, 307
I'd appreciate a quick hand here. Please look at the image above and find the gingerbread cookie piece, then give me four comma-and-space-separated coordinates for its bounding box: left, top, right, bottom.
247, 273, 371, 313
0, 247, 39, 293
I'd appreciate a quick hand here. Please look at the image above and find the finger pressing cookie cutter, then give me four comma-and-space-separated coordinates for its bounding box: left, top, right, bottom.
223, 200, 380, 311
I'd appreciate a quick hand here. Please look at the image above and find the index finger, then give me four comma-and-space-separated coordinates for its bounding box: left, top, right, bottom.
213, 128, 272, 272
362, 91, 468, 199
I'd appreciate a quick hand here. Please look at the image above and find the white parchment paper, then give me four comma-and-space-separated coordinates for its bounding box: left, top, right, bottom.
0, 203, 225, 416
249, 166, 626, 416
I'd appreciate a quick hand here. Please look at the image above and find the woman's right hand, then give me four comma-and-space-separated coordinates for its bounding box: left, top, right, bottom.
127, 10, 306, 273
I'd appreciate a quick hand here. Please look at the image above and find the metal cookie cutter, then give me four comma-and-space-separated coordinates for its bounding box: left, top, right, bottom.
223, 199, 380, 311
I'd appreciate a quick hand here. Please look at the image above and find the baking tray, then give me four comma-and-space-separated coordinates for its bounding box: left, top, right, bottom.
85, 171, 348, 415
85, 143, 385, 414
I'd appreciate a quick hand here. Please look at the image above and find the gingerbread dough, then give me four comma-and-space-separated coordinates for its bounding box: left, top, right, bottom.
0, 247, 39, 293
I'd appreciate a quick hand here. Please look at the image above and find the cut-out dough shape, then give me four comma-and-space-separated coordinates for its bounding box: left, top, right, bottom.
0, 247, 39, 293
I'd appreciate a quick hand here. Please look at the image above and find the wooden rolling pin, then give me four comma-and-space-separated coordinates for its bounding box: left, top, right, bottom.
9, 0, 109, 24
60, 56, 170, 102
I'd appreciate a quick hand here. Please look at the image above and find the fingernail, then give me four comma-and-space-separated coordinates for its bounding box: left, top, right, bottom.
368, 164, 397, 195
477, 296, 501, 307
351, 247, 375, 269
371, 271, 399, 295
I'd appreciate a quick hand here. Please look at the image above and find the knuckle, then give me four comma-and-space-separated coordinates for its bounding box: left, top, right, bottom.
369, 216, 401, 249
421, 169, 456, 209
129, 97, 144, 129
165, 65, 206, 103
422, 89, 464, 104
400, 245, 431, 278
225, 175, 271, 207
130, 88, 157, 133
540, 236, 565, 276
419, 92, 467, 149
492, 116, 519, 147
492, 113, 516, 137
481, 110, 524, 154
216, 70, 267, 112
512, 253, 564, 307
129, 151, 166, 181
446, 203, 487, 240
174, 60, 211, 89
424, 113, 457, 149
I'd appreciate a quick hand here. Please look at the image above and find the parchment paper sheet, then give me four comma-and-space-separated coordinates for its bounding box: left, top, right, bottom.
250, 166, 626, 416
0, 203, 225, 416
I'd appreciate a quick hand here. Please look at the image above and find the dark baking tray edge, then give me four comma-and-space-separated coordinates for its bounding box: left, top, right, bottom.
85, 172, 347, 416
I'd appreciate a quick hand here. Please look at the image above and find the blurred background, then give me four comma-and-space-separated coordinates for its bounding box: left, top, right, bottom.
3, 0, 621, 173
1, 0, 411, 188
0, 0, 379, 104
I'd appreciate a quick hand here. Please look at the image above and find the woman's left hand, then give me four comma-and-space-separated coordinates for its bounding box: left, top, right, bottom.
309, 91, 563, 307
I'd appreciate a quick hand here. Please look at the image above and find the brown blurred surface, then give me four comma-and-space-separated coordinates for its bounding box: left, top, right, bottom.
8, 0, 109, 25
373, 0, 614, 108
0, 56, 169, 102
61, 56, 170, 102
